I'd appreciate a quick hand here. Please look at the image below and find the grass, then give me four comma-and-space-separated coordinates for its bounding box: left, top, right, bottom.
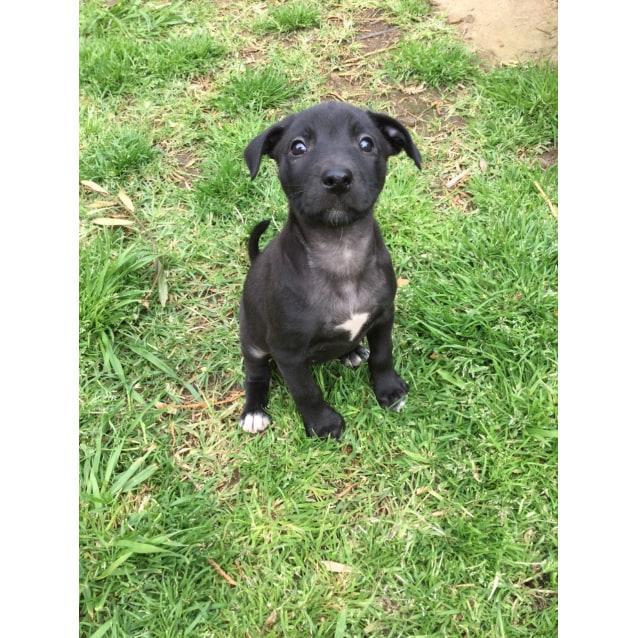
253, 2, 322, 34
79, 0, 558, 636
80, 31, 226, 96
79, 0, 225, 96
472, 62, 558, 152
216, 64, 305, 115
79, 123, 158, 182
387, 37, 479, 88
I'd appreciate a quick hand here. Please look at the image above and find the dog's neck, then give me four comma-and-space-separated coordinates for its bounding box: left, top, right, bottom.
285, 214, 376, 280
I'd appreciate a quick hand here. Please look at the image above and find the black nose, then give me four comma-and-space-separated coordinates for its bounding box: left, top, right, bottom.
321, 167, 353, 194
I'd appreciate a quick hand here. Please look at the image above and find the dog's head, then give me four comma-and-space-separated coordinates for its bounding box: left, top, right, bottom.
244, 102, 421, 228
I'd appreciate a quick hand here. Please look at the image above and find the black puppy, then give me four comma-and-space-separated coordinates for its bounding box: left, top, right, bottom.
239, 101, 421, 439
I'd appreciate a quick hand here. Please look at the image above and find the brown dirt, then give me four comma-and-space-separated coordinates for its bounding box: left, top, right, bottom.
324, 0, 557, 131
432, 0, 558, 65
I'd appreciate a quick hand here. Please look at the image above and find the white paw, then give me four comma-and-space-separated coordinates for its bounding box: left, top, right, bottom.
240, 411, 270, 434
391, 396, 407, 412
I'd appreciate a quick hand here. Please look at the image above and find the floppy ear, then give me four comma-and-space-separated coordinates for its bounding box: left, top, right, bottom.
367, 111, 422, 169
243, 117, 292, 179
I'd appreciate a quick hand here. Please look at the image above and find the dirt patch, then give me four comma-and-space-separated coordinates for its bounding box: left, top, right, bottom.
432, 0, 557, 65
353, 9, 402, 54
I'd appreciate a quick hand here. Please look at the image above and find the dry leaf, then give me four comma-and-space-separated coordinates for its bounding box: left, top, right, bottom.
263, 610, 277, 629
445, 168, 472, 189
157, 260, 168, 307
488, 574, 499, 601
88, 200, 117, 209
479, 158, 488, 173
92, 217, 135, 227
207, 559, 238, 586
335, 484, 354, 499
397, 278, 409, 288
533, 180, 557, 218
471, 460, 482, 483
117, 189, 135, 213
81, 180, 110, 195
321, 560, 355, 574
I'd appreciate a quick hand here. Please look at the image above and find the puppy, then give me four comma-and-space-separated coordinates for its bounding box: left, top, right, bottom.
239, 101, 421, 439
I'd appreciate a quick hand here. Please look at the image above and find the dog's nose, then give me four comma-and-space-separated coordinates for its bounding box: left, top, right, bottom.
321, 167, 353, 194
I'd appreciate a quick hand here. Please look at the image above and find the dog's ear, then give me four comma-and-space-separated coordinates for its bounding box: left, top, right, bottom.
243, 119, 290, 180
368, 111, 422, 170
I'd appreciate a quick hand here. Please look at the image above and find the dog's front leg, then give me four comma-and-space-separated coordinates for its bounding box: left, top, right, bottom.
240, 353, 272, 433
274, 354, 345, 439
367, 316, 408, 412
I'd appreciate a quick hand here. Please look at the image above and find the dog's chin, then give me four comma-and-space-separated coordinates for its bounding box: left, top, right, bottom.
293, 192, 375, 227
303, 205, 368, 228
323, 207, 359, 227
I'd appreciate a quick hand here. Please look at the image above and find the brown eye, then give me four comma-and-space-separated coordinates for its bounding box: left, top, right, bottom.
359, 136, 374, 152
291, 140, 308, 155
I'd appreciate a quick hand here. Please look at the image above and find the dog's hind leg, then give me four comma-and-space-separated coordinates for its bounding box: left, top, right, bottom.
338, 345, 370, 369
240, 350, 272, 433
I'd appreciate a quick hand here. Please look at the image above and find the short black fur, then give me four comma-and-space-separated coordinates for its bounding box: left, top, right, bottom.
238, 102, 421, 439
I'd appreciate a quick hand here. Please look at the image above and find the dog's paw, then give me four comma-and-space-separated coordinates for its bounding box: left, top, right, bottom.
303, 407, 345, 440
240, 410, 271, 434
373, 372, 409, 412
339, 345, 370, 369
389, 395, 407, 412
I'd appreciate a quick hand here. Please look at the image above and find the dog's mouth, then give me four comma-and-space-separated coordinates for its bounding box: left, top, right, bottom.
301, 196, 372, 227
323, 206, 357, 227
289, 182, 378, 227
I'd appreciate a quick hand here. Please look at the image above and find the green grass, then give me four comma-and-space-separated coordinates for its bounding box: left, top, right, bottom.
79, 1, 557, 635
215, 64, 306, 115
253, 2, 322, 34
388, 37, 479, 89
472, 62, 558, 152
79, 123, 158, 182
383, 0, 431, 22
80, 0, 225, 97
80, 31, 226, 96
79, 234, 156, 365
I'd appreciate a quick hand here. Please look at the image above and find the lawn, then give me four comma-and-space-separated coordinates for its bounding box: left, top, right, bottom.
79, 1, 557, 636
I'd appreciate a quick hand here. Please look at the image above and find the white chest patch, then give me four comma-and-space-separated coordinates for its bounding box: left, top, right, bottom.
336, 312, 369, 340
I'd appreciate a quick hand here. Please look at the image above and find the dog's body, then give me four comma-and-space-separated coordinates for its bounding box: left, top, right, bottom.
239, 102, 421, 439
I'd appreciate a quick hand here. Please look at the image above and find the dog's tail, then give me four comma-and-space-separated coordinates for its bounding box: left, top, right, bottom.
248, 219, 271, 262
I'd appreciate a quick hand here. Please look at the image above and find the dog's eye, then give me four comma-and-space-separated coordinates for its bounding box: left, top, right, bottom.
291, 140, 308, 156
359, 136, 374, 152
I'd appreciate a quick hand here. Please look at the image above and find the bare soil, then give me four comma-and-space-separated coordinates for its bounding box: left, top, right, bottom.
320, 1, 557, 155
432, 0, 558, 65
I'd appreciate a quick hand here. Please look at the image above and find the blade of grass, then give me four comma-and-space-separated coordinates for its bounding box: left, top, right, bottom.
126, 343, 202, 401
109, 449, 154, 496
